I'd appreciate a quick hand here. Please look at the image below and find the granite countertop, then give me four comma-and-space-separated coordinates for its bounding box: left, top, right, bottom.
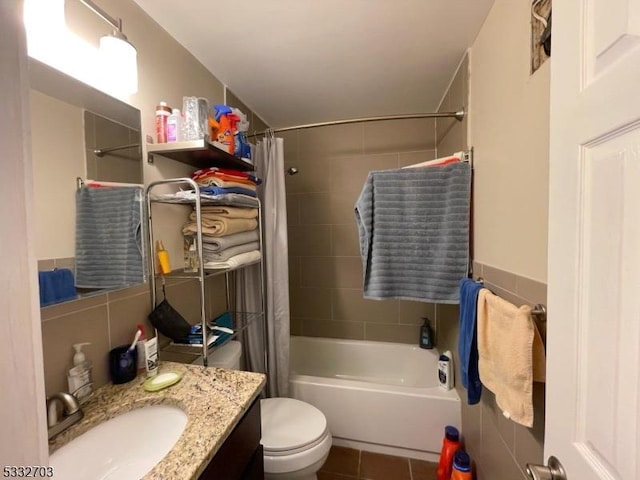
49, 361, 266, 480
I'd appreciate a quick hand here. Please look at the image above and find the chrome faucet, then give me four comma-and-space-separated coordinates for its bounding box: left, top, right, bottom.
46, 392, 83, 440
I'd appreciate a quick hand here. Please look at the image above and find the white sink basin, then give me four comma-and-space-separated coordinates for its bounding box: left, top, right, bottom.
50, 404, 188, 480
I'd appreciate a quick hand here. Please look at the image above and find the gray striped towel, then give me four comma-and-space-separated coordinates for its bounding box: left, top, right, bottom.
75, 187, 144, 288
354, 162, 471, 303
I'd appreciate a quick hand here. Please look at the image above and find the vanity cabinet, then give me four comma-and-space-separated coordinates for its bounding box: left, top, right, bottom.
199, 397, 263, 480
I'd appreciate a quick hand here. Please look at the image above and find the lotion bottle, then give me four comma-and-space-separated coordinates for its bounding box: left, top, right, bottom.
67, 342, 93, 403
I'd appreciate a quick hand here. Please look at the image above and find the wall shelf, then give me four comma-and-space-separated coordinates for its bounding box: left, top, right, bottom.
146, 136, 254, 171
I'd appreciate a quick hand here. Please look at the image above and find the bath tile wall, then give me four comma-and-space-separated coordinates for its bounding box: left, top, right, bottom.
40, 278, 228, 397
433, 53, 547, 479
284, 119, 440, 343
459, 264, 546, 480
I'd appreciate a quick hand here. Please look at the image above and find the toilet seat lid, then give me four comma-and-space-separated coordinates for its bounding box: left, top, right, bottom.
261, 398, 328, 452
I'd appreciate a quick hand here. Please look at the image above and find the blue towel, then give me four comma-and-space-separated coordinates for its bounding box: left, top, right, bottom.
75, 187, 144, 288
459, 278, 483, 404
355, 162, 471, 303
38, 268, 77, 307
200, 186, 257, 197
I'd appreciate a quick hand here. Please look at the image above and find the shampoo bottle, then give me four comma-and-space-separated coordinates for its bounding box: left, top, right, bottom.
420, 317, 434, 349
438, 350, 453, 391
167, 108, 182, 142
67, 342, 93, 403
155, 101, 171, 143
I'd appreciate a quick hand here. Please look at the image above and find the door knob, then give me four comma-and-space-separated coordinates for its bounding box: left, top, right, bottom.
526, 456, 567, 480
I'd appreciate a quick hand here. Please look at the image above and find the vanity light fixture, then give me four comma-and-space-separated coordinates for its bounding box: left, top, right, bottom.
79, 0, 138, 96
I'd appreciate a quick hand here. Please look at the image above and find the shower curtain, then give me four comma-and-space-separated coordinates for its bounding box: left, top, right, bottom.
235, 133, 290, 397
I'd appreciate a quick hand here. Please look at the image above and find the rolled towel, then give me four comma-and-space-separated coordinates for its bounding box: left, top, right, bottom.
193, 207, 258, 219
182, 216, 257, 237
203, 241, 260, 262
203, 250, 262, 270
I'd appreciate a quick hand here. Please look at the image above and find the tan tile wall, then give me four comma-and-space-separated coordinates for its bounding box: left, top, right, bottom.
40, 276, 228, 397
433, 53, 547, 479
461, 262, 547, 480
285, 114, 440, 343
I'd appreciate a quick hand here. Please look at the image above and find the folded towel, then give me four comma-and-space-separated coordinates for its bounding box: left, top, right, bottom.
197, 230, 260, 251
354, 162, 471, 303
75, 186, 144, 288
192, 167, 261, 185
203, 250, 262, 270
402, 152, 463, 169
198, 178, 257, 190
192, 207, 258, 219
203, 241, 260, 262
154, 190, 259, 207
38, 268, 77, 307
200, 185, 257, 197
458, 278, 483, 405
477, 289, 546, 427
182, 217, 257, 237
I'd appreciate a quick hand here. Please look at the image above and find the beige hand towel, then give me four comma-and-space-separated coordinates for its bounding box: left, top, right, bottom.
195, 206, 258, 218
477, 288, 546, 427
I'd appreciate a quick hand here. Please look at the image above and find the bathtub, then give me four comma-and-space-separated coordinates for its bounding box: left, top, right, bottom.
289, 336, 461, 461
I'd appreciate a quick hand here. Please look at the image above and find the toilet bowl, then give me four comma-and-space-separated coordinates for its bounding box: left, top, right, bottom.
196, 341, 332, 479
261, 397, 332, 480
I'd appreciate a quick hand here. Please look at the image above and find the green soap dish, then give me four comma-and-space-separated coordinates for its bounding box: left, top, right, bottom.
143, 371, 183, 392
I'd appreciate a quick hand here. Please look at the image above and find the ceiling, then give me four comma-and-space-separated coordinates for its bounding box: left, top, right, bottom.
133, 0, 495, 129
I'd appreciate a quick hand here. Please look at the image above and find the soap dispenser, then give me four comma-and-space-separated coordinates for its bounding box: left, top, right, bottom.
67, 342, 93, 404
420, 317, 434, 349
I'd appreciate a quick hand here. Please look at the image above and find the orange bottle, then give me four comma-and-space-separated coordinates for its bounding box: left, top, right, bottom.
436, 426, 460, 480
450, 450, 472, 480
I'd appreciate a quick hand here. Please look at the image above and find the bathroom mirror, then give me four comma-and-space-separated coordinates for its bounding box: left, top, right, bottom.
29, 58, 145, 304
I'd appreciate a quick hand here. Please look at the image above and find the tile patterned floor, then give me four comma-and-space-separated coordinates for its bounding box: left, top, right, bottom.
318, 446, 438, 480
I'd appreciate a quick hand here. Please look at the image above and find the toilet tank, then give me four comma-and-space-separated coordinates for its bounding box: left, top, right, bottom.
192, 340, 242, 369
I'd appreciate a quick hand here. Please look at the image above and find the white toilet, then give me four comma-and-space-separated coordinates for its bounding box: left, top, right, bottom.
195, 341, 332, 480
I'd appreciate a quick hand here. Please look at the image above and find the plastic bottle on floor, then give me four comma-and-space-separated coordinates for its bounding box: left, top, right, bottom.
450, 450, 472, 480
436, 425, 460, 480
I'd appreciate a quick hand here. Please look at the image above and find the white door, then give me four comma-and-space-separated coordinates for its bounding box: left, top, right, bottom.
546, 0, 640, 479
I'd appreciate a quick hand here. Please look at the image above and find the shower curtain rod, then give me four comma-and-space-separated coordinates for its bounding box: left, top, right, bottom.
248, 108, 465, 138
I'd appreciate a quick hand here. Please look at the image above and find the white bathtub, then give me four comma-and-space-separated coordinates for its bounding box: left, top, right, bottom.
289, 336, 461, 461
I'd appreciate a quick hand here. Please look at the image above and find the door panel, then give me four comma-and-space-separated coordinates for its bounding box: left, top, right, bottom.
547, 0, 640, 478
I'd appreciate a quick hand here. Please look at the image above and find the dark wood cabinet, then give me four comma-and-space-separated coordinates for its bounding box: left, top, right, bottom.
199, 397, 263, 480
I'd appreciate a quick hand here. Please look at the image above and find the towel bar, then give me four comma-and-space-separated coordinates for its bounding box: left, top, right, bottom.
472, 276, 547, 319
